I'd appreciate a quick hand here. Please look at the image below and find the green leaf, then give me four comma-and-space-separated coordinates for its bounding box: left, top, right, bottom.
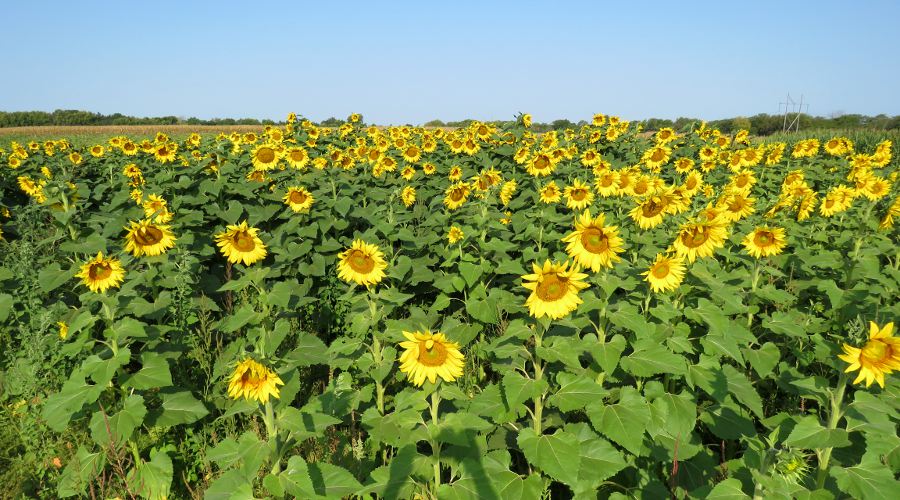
548, 372, 607, 412
42, 376, 105, 432
588, 334, 627, 373
762, 311, 807, 338
278, 407, 342, 441
742, 343, 781, 378
218, 305, 260, 333
205, 469, 255, 500
151, 391, 209, 427
0, 293, 12, 322
130, 448, 173, 500
722, 365, 765, 418
706, 478, 750, 499
784, 416, 851, 449
500, 371, 546, 413
700, 330, 744, 363
566, 422, 627, 486
832, 462, 900, 500
587, 389, 651, 454
608, 303, 655, 335
39, 262, 72, 293
284, 334, 330, 367
123, 354, 172, 390
619, 340, 686, 377
207, 432, 268, 477
516, 428, 581, 486
57, 446, 105, 498
458, 261, 483, 288
89, 394, 147, 446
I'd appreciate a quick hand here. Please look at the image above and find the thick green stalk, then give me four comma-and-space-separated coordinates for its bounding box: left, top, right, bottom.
430, 390, 442, 492
264, 400, 281, 474
815, 372, 848, 489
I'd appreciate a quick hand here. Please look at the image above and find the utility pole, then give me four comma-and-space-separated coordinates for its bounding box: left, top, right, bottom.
779, 93, 809, 132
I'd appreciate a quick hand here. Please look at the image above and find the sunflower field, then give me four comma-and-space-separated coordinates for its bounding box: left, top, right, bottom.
1, 113, 899, 499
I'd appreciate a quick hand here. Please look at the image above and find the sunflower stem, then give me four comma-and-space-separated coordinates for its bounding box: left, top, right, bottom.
814, 371, 848, 489
532, 325, 545, 435
264, 400, 282, 475
430, 390, 442, 492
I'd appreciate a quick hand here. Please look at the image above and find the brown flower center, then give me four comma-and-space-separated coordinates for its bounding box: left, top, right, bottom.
233, 231, 256, 252
652, 262, 670, 279
256, 147, 276, 163
571, 189, 588, 201
581, 227, 609, 253
134, 225, 163, 246
88, 262, 113, 280
417, 339, 449, 367
536, 273, 569, 301
290, 150, 306, 162
289, 190, 308, 204
753, 231, 774, 247
348, 249, 375, 274
681, 228, 709, 248
861, 340, 891, 363
642, 200, 665, 217
534, 156, 550, 170
650, 149, 665, 162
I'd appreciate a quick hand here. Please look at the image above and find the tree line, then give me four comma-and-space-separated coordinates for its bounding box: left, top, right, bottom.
3, 110, 900, 135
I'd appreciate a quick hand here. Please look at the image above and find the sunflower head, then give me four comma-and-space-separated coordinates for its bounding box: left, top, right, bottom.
838, 321, 900, 388
398, 330, 465, 387
521, 260, 589, 319
227, 358, 284, 403
284, 187, 314, 213
124, 219, 176, 257
337, 239, 388, 287
642, 253, 686, 293
75, 251, 126, 293
215, 221, 268, 266
562, 210, 625, 272
742, 226, 787, 259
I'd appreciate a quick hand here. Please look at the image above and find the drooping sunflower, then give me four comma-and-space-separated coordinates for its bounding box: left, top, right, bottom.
283, 186, 315, 213
227, 358, 284, 403
401, 186, 416, 207
643, 253, 686, 293
672, 219, 728, 263
443, 182, 471, 210
215, 221, 268, 265
539, 181, 561, 204
521, 260, 589, 319
742, 226, 787, 258
251, 143, 280, 170
500, 179, 517, 206
562, 210, 625, 272
564, 179, 594, 210
447, 226, 464, 244
142, 194, 173, 223
337, 239, 388, 286
75, 252, 126, 293
398, 330, 465, 387
124, 219, 176, 257
839, 322, 900, 388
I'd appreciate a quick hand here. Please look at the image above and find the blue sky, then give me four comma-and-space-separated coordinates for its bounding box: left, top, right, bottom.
1, 0, 898, 124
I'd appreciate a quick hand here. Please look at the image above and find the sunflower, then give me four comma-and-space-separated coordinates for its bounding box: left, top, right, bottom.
227, 358, 284, 403
672, 219, 728, 263
89, 145, 105, 157
57, 321, 69, 340
630, 194, 671, 229
124, 219, 176, 257
642, 145, 671, 168
283, 186, 314, 213
521, 260, 589, 319
526, 152, 556, 177
742, 226, 787, 258
594, 170, 620, 197
401, 145, 422, 163
75, 252, 126, 293
562, 210, 624, 272
839, 322, 900, 388
539, 181, 561, 204
522, 114, 533, 127
337, 239, 388, 286
564, 179, 594, 210
251, 144, 280, 171
500, 179, 517, 206
422, 162, 437, 175
447, 226, 464, 244
643, 254, 686, 293
398, 330, 465, 387
215, 221, 267, 265
719, 192, 756, 222
68, 152, 83, 165
443, 182, 471, 210
285, 147, 309, 169
142, 194, 173, 223
401, 186, 416, 207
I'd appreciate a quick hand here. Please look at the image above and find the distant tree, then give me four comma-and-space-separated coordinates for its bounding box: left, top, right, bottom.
319, 117, 343, 127
731, 116, 752, 132
424, 119, 445, 127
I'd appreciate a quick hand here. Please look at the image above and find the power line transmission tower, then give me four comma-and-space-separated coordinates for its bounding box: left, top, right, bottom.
778, 93, 809, 132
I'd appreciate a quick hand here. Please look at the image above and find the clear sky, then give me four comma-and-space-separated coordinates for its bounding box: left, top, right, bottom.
1, 0, 898, 125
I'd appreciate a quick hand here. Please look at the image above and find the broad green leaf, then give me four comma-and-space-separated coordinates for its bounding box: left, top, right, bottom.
548, 372, 606, 412
204, 469, 255, 500
608, 303, 655, 336
587, 389, 651, 455
722, 365, 765, 418
784, 416, 851, 449
57, 446, 106, 498
832, 462, 900, 500
516, 428, 581, 486
152, 391, 209, 427
706, 478, 750, 499
130, 448, 173, 500
742, 342, 781, 378
89, 394, 147, 446
619, 340, 686, 377
123, 354, 172, 390
39, 262, 72, 293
